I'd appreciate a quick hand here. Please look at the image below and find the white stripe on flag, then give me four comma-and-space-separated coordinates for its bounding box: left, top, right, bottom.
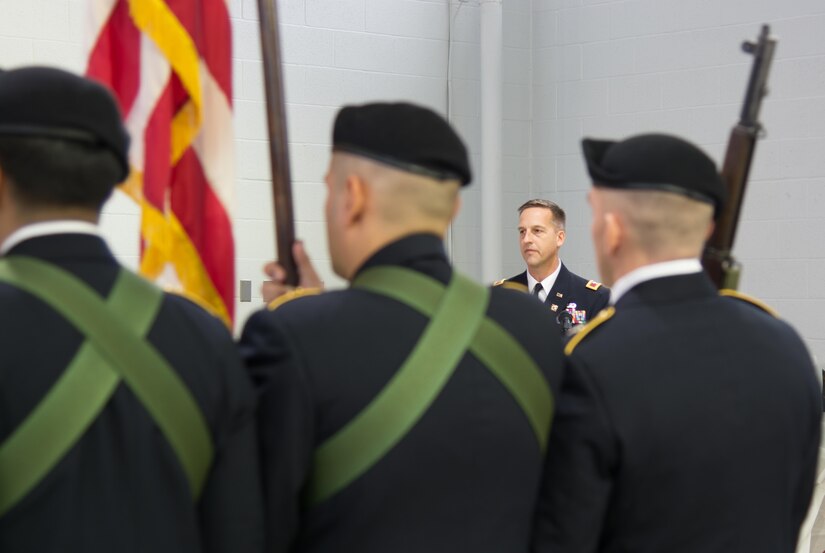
125, 34, 171, 173
193, 61, 235, 213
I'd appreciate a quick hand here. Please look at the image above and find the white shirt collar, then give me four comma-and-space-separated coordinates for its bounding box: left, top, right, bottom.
526, 260, 563, 303
609, 258, 703, 305
0, 220, 100, 255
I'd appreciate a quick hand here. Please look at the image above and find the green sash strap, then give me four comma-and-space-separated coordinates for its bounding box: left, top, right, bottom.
306, 266, 554, 506
0, 257, 213, 516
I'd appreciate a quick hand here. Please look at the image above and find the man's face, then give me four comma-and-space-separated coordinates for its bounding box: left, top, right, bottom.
518, 207, 565, 273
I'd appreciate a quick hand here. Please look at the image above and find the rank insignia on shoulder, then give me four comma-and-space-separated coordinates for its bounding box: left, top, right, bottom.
585, 280, 603, 291
493, 279, 506, 286
267, 287, 322, 311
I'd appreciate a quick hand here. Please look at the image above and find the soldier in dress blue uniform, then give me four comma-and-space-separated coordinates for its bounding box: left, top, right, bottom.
533, 134, 821, 553
0, 67, 263, 553
496, 199, 609, 332
240, 102, 564, 553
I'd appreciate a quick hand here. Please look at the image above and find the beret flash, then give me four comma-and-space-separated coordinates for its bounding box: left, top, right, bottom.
333, 102, 472, 186
581, 133, 726, 211
0, 66, 130, 181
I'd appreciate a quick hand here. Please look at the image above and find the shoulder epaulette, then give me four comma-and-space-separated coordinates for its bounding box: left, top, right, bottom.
564, 306, 615, 355
585, 280, 603, 291
267, 287, 322, 311
492, 280, 528, 293
719, 289, 779, 318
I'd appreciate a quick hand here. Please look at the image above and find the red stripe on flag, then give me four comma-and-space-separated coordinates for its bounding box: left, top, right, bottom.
164, 0, 232, 101
200, 0, 233, 100
141, 80, 174, 209
170, 148, 235, 320
86, 0, 141, 116
171, 73, 191, 114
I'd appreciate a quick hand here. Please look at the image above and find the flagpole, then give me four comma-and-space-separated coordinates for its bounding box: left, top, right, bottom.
257, 0, 298, 285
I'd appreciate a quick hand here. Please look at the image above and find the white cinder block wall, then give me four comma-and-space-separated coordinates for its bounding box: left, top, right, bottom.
531, 0, 825, 359
449, 0, 533, 281
447, 1, 482, 279
230, 0, 454, 330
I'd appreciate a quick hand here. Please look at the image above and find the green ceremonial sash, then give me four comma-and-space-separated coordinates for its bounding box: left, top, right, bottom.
0, 256, 213, 517
305, 266, 554, 506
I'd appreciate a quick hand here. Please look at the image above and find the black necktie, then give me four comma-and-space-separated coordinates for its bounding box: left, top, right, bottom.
532, 283, 543, 300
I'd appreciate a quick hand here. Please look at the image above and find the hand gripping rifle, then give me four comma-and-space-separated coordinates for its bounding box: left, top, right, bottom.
702, 25, 777, 290
257, 0, 298, 285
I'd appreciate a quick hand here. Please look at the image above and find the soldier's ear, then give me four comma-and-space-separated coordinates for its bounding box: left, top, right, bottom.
344, 173, 368, 225
604, 211, 622, 254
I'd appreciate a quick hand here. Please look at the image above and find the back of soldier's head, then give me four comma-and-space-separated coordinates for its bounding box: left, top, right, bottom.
582, 133, 723, 257
333, 102, 471, 185
331, 102, 470, 224
0, 67, 129, 212
582, 133, 726, 212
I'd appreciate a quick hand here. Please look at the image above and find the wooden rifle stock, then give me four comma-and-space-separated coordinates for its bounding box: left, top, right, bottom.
257, 0, 298, 285
702, 25, 777, 290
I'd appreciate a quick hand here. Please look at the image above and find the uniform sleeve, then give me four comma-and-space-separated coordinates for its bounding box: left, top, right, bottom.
198, 331, 265, 553
531, 355, 618, 553
238, 310, 316, 553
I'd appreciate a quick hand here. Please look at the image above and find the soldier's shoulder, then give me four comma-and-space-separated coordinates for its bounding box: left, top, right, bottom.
568, 269, 608, 295
492, 278, 528, 293
563, 306, 616, 355
266, 287, 324, 312
493, 272, 528, 292
584, 279, 606, 292
162, 290, 235, 337
245, 287, 350, 340
241, 288, 326, 335
718, 288, 779, 318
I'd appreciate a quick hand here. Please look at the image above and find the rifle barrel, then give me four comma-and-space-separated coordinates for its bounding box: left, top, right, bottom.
702, 25, 776, 290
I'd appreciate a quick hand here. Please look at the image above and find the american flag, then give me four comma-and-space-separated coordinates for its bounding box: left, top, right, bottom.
86, 0, 236, 327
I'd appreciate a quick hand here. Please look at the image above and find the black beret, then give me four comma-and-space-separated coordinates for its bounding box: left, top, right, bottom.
0, 66, 130, 181
333, 102, 471, 186
582, 133, 726, 210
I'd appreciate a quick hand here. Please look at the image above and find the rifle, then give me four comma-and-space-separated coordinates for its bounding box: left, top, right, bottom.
257, 0, 298, 285
702, 25, 777, 290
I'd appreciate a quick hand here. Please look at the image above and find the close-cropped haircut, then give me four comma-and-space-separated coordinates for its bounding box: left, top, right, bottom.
602, 188, 714, 259
0, 136, 123, 211
517, 198, 566, 229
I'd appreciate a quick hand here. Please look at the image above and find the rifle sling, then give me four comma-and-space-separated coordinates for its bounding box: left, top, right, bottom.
0, 257, 213, 516
306, 266, 554, 506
